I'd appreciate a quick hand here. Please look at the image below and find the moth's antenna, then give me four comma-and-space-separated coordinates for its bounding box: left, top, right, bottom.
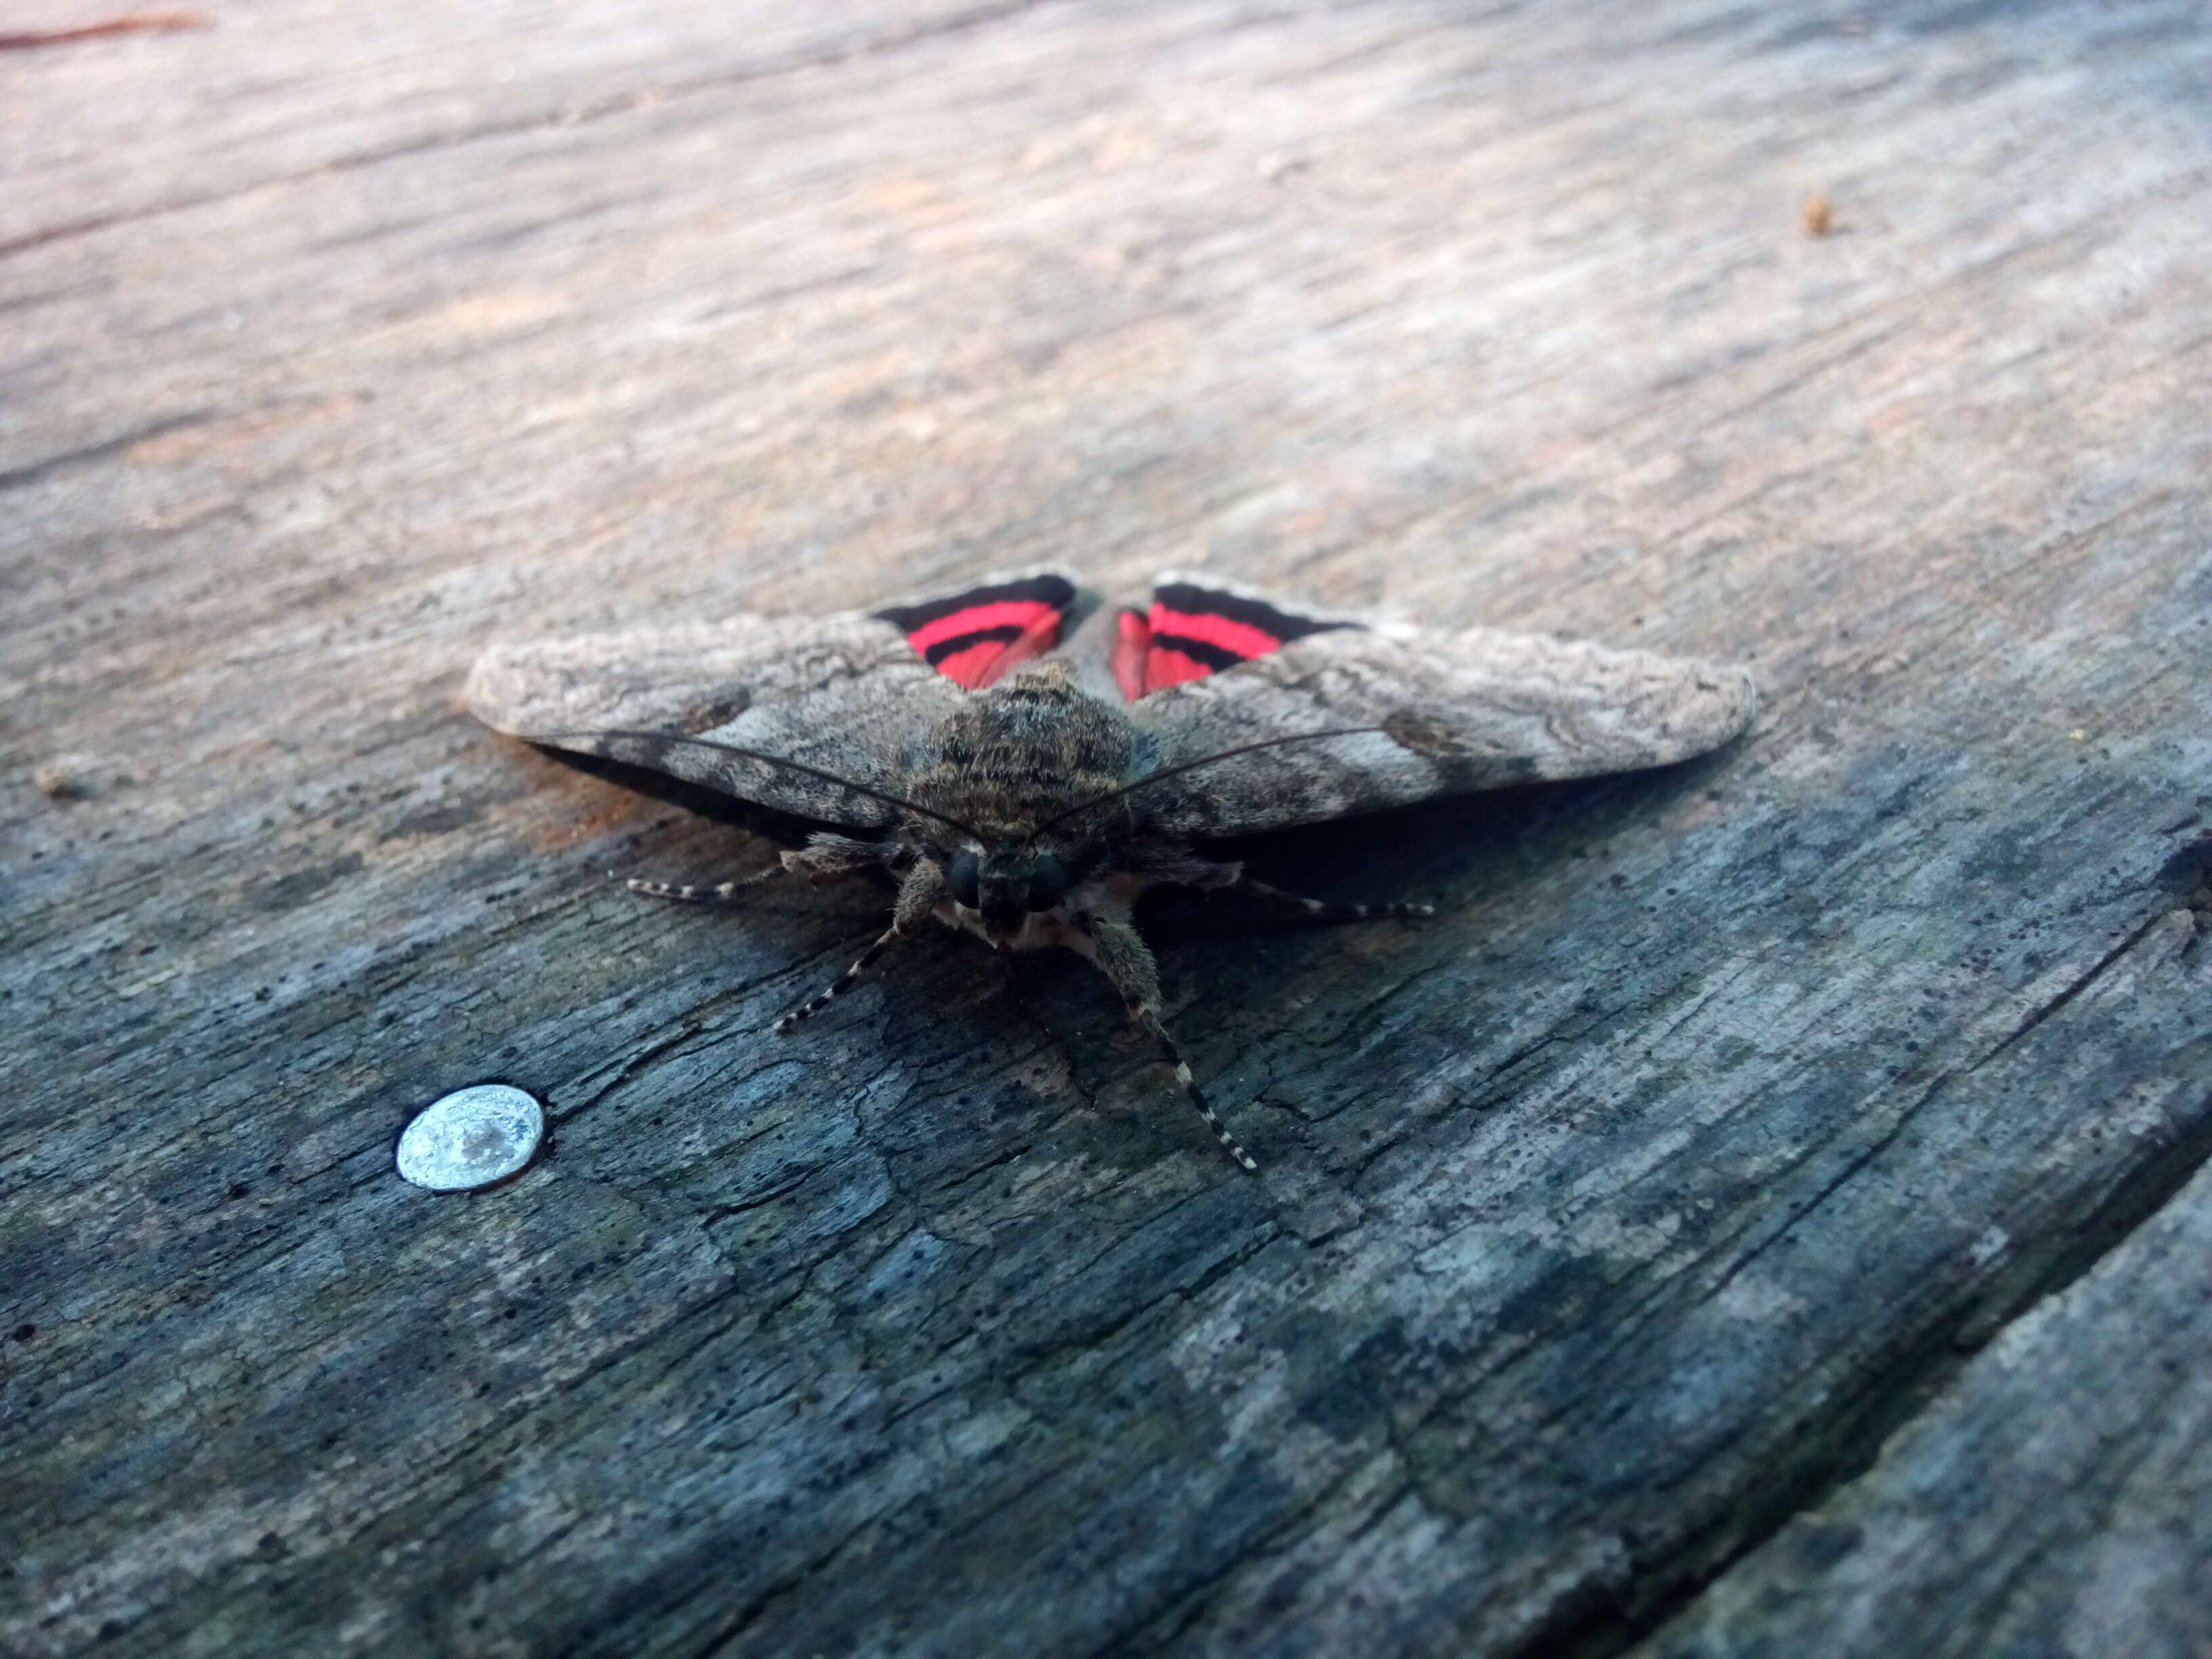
541, 729, 983, 840
1031, 727, 1388, 836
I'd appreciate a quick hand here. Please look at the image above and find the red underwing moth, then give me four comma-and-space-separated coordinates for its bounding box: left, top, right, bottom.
467, 571, 1757, 1169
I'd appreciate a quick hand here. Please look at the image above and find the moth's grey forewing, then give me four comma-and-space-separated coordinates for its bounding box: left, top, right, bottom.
1127, 626, 1759, 839
465, 611, 963, 830
466, 581, 1759, 836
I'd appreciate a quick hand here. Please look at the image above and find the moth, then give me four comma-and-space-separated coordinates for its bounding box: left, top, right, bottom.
467, 571, 1757, 1168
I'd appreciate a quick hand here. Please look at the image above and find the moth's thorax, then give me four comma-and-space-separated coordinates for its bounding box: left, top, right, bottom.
905, 658, 1139, 840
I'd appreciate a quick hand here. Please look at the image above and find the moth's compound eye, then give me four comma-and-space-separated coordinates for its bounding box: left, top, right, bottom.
1026, 853, 1068, 912
947, 849, 981, 909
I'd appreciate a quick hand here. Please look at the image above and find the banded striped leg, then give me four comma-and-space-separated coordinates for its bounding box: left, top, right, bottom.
627, 865, 785, 905
1132, 1003, 1257, 1172
774, 923, 902, 1033
773, 857, 946, 1035
1235, 876, 1434, 923
1085, 911, 1258, 1172
628, 834, 893, 905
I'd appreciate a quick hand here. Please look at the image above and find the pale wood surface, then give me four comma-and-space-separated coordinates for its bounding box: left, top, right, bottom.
5, 3, 2211, 1655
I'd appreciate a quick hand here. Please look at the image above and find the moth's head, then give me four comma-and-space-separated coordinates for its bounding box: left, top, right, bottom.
943, 844, 1071, 945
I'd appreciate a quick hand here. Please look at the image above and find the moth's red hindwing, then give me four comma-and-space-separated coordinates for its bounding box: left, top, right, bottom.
875, 573, 1080, 690
1134, 580, 1360, 697
1110, 607, 1151, 702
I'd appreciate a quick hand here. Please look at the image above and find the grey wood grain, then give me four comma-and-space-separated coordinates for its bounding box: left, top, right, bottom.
0, 1, 1032, 252
1637, 1069, 2212, 1659
5, 1, 2211, 1656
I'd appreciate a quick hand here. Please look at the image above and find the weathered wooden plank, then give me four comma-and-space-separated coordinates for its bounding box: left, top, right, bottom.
1637, 1063, 2212, 1659
0, 0, 1028, 252
4, 1, 2211, 1656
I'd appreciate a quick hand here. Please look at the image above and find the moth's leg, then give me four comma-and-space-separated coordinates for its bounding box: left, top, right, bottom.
1082, 912, 1258, 1172
1233, 875, 1435, 923
626, 866, 786, 905
626, 834, 888, 904
780, 833, 901, 882
1115, 843, 1243, 891
774, 858, 946, 1033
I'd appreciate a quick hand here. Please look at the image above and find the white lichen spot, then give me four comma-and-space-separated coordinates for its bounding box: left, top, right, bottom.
1968, 1225, 2010, 1268
1717, 1273, 1808, 1323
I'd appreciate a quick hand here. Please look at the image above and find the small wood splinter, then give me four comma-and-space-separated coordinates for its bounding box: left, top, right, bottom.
0, 11, 208, 51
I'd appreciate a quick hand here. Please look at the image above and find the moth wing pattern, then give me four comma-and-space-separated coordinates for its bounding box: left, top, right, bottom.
465, 608, 964, 830
1132, 607, 1760, 838
873, 568, 1092, 690
1107, 571, 1360, 699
